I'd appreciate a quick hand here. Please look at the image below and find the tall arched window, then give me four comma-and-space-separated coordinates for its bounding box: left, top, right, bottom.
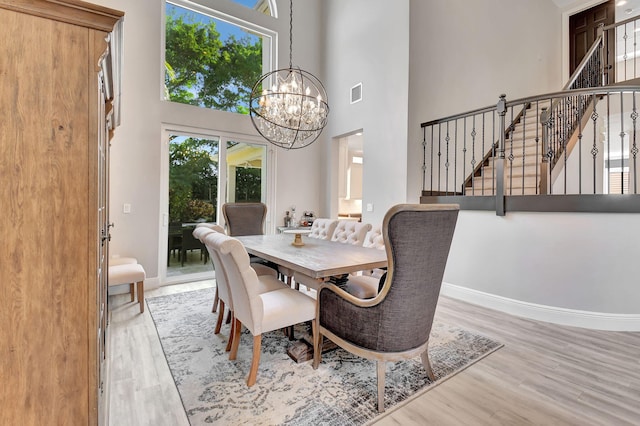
230, 0, 277, 17
164, 0, 276, 114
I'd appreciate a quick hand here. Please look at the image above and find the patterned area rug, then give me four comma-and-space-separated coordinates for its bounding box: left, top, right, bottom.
147, 287, 502, 425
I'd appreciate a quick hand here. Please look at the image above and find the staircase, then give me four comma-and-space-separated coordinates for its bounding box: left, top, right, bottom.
463, 101, 550, 196
421, 17, 640, 210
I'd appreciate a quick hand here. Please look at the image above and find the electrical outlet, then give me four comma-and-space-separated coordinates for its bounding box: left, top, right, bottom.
366, 203, 373, 212
123, 203, 131, 214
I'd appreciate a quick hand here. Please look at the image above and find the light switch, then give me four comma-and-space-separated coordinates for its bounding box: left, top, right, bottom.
123, 203, 131, 214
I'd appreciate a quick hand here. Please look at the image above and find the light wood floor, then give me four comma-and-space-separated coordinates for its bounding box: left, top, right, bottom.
107, 281, 640, 426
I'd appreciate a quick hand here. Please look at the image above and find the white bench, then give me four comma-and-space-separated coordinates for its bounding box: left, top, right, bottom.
108, 262, 146, 313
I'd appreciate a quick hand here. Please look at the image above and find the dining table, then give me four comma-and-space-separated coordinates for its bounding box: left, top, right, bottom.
235, 232, 388, 362
235, 233, 387, 282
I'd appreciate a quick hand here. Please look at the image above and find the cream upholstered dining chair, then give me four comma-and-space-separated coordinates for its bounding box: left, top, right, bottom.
362, 225, 384, 250
312, 204, 459, 413
193, 225, 276, 313
344, 225, 386, 299
196, 227, 285, 353
195, 222, 225, 233
330, 220, 371, 246
194, 224, 225, 313
193, 225, 228, 315
307, 218, 339, 240
209, 231, 316, 386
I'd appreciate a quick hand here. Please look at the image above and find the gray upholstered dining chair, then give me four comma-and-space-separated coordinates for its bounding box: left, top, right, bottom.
222, 202, 267, 236
208, 231, 316, 386
312, 204, 459, 413
222, 202, 276, 271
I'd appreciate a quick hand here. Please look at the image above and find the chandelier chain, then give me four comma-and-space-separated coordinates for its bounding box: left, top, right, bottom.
289, 0, 293, 69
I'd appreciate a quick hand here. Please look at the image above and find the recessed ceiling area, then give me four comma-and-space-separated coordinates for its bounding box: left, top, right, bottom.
552, 0, 640, 18
615, 0, 640, 18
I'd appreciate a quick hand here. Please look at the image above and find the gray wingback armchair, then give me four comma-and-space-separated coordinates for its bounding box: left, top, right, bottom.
312, 204, 459, 413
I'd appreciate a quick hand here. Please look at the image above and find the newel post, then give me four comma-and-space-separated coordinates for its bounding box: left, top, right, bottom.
496, 94, 507, 216
597, 23, 608, 86
540, 107, 550, 195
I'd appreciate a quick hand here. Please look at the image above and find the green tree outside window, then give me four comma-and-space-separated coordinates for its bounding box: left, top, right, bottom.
165, 4, 263, 113
169, 136, 218, 222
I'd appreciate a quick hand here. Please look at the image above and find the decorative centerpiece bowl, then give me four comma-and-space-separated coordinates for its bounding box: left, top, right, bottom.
283, 229, 312, 246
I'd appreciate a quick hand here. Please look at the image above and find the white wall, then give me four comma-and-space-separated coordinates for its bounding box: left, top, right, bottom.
407, 0, 563, 202
322, 0, 411, 226
95, 0, 324, 283
446, 211, 640, 314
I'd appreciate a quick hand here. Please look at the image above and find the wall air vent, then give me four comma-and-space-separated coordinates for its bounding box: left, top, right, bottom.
350, 83, 362, 104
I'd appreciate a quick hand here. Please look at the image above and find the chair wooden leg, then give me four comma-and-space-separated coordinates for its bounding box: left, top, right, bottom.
229, 318, 242, 360
420, 349, 435, 381
247, 334, 262, 387
214, 301, 225, 334
376, 361, 386, 413
129, 283, 135, 302
312, 328, 322, 369
225, 312, 235, 352
211, 287, 219, 313
136, 281, 144, 313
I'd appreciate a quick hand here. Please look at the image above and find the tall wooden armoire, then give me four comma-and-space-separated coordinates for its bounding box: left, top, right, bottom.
0, 1, 123, 424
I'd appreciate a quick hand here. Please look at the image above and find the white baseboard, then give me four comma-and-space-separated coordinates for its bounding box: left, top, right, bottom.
144, 276, 161, 289
441, 282, 640, 332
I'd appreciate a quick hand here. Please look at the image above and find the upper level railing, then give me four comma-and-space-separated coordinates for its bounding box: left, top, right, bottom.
603, 15, 640, 84
420, 87, 640, 215
419, 17, 640, 216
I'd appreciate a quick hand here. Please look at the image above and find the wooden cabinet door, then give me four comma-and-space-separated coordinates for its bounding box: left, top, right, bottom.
0, 9, 93, 424
0, 2, 122, 425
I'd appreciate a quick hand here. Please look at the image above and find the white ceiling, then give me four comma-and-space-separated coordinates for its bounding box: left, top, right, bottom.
616, 0, 640, 19
551, 0, 640, 18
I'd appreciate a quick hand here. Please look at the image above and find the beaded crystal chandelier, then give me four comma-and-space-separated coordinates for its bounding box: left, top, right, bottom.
249, 0, 329, 150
